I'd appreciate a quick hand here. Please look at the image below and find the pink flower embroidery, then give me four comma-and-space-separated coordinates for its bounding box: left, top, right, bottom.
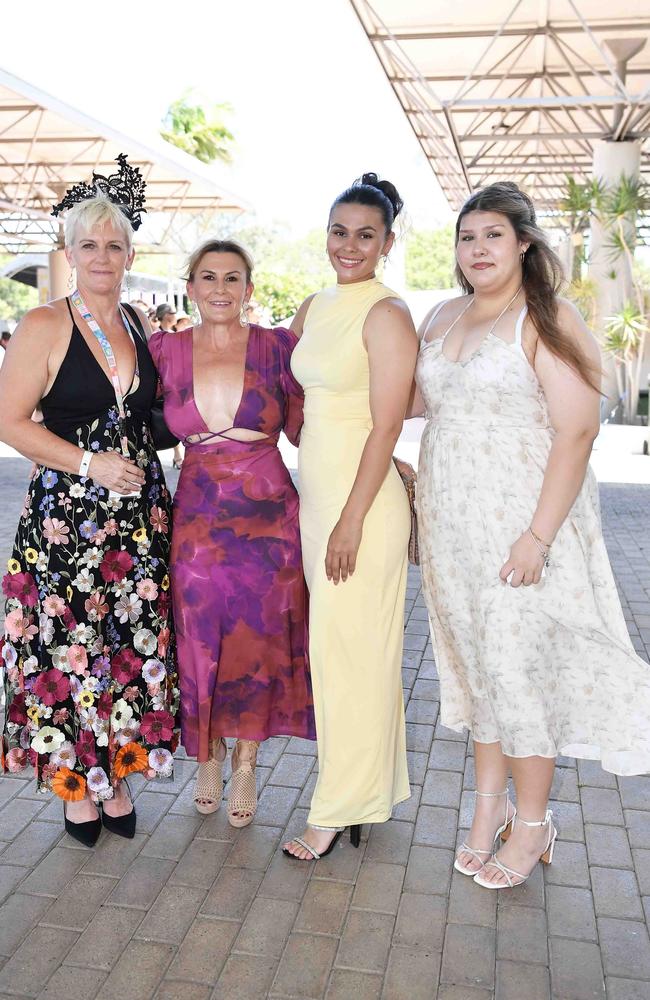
42, 518, 70, 545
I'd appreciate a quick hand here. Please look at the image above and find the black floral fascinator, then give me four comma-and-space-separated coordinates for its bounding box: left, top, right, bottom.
51, 154, 147, 230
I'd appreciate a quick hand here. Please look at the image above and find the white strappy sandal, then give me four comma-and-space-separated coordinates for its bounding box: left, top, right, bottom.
453, 788, 516, 877
473, 809, 557, 889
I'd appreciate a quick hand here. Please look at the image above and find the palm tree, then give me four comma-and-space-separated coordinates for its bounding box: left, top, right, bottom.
558, 176, 604, 281
603, 302, 648, 423
161, 93, 234, 165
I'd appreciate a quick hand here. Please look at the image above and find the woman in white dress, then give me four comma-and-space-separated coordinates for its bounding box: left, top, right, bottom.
413, 181, 650, 889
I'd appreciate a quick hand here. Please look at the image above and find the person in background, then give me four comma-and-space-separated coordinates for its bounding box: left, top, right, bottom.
156, 303, 177, 333
174, 315, 192, 332
148, 309, 161, 333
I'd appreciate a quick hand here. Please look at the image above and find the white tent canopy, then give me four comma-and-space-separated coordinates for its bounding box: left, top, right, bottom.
0, 68, 247, 251
350, 0, 650, 208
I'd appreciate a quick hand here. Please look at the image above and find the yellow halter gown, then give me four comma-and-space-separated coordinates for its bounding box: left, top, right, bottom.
291, 276, 411, 827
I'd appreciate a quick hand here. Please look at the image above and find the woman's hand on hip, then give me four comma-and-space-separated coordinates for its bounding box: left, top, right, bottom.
499, 532, 546, 587
325, 515, 363, 584
88, 452, 146, 494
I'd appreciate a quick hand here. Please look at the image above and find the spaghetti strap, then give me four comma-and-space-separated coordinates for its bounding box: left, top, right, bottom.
514, 305, 528, 348
422, 297, 475, 348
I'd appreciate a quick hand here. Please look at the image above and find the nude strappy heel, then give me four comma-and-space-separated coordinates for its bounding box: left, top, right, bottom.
227, 740, 260, 828
193, 738, 226, 815
473, 809, 557, 889
453, 788, 516, 877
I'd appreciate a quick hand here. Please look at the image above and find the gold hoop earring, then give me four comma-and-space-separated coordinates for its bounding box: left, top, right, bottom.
520, 251, 526, 263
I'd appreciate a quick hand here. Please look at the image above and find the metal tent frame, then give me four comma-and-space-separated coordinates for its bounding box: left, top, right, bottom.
349, 0, 650, 209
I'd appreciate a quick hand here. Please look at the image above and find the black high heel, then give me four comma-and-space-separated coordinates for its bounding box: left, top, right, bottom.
350, 824, 361, 848
63, 803, 102, 847
101, 779, 136, 839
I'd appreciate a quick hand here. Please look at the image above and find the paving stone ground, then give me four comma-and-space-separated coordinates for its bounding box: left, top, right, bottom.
0, 458, 649, 1000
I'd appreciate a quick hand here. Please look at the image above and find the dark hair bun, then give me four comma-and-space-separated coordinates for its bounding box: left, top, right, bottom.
359, 172, 404, 220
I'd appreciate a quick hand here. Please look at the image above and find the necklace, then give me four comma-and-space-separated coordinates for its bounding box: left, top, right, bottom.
482, 286, 523, 339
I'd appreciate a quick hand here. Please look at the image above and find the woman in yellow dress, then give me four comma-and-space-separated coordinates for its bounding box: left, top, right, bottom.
283, 174, 418, 861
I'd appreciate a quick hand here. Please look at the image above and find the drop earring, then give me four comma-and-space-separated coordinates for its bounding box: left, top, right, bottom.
240, 301, 249, 327
125, 269, 132, 298
67, 268, 75, 292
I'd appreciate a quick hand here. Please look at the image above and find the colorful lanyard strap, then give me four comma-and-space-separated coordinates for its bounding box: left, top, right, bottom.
71, 289, 138, 457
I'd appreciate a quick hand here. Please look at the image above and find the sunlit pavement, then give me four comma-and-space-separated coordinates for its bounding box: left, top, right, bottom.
0, 430, 648, 999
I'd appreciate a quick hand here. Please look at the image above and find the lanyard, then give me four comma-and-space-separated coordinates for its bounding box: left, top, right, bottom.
71, 289, 138, 457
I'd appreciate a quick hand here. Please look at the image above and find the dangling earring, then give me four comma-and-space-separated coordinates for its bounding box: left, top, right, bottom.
125, 269, 132, 299
520, 250, 526, 263
67, 268, 75, 292
240, 301, 249, 327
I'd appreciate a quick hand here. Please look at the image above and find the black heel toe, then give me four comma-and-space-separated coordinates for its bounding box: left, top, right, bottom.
63, 805, 102, 847
101, 779, 136, 839
349, 824, 361, 848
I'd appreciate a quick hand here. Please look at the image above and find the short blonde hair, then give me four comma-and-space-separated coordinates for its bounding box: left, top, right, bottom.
64, 194, 134, 249
185, 239, 254, 283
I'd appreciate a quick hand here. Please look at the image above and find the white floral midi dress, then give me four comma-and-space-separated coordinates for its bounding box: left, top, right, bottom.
416, 300, 650, 776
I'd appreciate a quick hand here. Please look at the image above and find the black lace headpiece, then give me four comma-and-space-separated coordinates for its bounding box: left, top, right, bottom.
51, 154, 147, 231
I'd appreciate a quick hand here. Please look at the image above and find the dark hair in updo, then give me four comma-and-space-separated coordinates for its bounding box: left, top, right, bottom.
329, 172, 404, 233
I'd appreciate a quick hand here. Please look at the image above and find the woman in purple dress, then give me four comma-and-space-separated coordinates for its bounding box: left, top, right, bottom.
149, 239, 315, 826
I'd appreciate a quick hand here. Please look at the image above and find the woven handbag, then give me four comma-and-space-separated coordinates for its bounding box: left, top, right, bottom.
393, 459, 419, 565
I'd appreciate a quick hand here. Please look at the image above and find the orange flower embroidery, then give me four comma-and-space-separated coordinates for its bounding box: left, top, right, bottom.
114, 741, 148, 779
51, 767, 87, 802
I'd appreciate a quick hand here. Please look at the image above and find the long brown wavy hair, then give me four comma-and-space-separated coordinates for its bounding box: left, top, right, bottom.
454, 182, 600, 390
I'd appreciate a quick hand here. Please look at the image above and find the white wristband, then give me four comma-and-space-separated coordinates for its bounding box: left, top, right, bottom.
79, 450, 93, 478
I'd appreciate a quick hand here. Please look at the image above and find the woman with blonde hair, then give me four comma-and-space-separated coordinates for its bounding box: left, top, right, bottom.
149, 239, 315, 826
0, 157, 177, 846
413, 180, 650, 888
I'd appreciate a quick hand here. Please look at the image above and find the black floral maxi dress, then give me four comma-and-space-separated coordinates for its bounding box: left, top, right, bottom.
1, 302, 179, 802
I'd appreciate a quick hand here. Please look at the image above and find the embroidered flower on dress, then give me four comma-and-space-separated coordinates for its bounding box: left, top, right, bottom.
49, 740, 77, 768
149, 507, 169, 534
2, 571, 39, 607
31, 726, 65, 754
43, 595, 66, 617
51, 767, 86, 801
134, 629, 157, 656
111, 698, 134, 731
142, 658, 166, 684
32, 669, 71, 706
148, 747, 173, 776
42, 518, 70, 545
114, 593, 143, 624
136, 579, 158, 601
100, 549, 134, 583
140, 710, 174, 745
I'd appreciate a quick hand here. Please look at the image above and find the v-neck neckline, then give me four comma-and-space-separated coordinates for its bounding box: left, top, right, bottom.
73, 322, 138, 398
187, 325, 254, 435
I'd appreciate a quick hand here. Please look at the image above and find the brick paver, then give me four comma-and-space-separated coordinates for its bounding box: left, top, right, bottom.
0, 459, 648, 999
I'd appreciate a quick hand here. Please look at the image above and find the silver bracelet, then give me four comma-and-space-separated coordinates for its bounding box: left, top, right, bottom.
528, 527, 550, 567
78, 450, 93, 479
